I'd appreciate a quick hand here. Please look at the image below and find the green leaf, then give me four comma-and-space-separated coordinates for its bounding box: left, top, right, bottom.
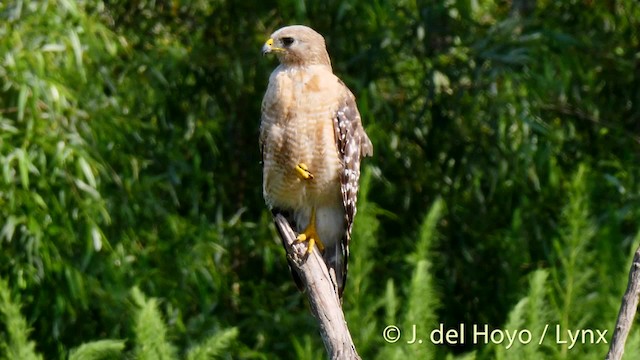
17, 148, 30, 189
131, 288, 178, 360
69, 30, 84, 71
17, 85, 28, 122
185, 327, 238, 360
0, 215, 23, 242
78, 156, 97, 188
0, 277, 43, 360
68, 340, 125, 360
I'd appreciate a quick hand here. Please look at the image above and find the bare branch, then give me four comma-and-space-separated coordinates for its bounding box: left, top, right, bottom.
606, 245, 640, 360
274, 214, 361, 360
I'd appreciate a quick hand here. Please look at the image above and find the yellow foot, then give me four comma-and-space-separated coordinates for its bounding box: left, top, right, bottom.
295, 163, 314, 180
295, 208, 324, 255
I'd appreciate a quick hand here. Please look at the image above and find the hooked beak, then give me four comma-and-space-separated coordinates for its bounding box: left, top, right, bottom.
262, 38, 283, 56
262, 38, 274, 55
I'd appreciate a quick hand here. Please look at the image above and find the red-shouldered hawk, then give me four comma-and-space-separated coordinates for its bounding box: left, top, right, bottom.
260, 25, 373, 299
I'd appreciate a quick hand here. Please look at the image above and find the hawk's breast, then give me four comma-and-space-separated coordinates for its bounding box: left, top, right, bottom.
261, 66, 344, 211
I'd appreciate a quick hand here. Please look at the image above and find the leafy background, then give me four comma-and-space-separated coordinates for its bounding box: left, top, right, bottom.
1, 0, 639, 359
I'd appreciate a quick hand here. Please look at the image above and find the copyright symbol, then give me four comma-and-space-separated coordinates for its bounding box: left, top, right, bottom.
382, 325, 401, 343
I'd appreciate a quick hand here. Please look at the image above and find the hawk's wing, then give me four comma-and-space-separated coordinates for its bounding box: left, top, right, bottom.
332, 82, 373, 297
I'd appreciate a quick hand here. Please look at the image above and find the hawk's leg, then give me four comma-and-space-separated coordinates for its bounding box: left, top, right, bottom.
295, 207, 325, 254
295, 163, 314, 180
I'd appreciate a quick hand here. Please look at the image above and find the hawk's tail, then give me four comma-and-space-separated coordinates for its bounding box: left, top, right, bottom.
323, 239, 347, 299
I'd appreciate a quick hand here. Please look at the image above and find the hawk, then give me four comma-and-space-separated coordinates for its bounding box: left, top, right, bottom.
260, 25, 373, 298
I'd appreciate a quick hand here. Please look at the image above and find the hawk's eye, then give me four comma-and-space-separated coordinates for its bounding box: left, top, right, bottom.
281, 37, 295, 47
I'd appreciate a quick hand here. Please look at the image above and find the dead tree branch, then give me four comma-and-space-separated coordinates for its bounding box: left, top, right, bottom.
606, 245, 640, 360
274, 214, 361, 360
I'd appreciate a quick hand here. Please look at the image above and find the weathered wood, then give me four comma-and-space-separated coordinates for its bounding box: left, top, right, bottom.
274, 214, 360, 360
606, 246, 640, 360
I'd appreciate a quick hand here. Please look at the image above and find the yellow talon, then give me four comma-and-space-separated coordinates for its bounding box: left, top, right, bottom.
295, 163, 314, 180
295, 208, 325, 253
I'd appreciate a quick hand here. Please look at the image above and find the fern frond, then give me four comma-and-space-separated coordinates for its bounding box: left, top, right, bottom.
495, 270, 551, 360
0, 278, 42, 360
68, 339, 125, 360
185, 327, 238, 360
403, 198, 446, 359
131, 287, 177, 360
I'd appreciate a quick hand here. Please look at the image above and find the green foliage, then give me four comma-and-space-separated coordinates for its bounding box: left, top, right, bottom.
0, 282, 237, 360
1, 0, 639, 359
132, 287, 178, 360
68, 340, 126, 360
401, 199, 445, 359
185, 327, 238, 360
0, 278, 42, 360
343, 168, 383, 355
291, 335, 324, 360
491, 270, 550, 360
549, 165, 597, 357
374, 199, 445, 360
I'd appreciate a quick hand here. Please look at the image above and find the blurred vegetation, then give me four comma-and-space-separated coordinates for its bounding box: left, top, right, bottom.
1, 0, 639, 359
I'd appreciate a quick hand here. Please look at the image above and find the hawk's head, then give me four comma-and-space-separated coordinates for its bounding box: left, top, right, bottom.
262, 25, 331, 68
